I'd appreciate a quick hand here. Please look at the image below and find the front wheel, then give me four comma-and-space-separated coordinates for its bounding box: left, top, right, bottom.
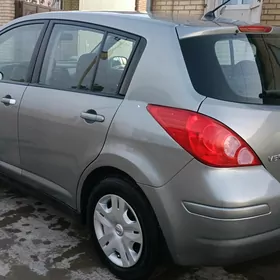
87, 177, 160, 280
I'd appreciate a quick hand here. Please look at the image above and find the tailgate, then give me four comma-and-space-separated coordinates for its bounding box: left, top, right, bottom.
178, 25, 280, 181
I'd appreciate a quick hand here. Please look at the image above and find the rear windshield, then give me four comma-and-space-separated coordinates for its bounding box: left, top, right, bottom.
180, 33, 280, 105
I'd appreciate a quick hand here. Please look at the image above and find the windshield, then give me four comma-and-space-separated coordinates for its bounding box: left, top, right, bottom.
180, 33, 280, 105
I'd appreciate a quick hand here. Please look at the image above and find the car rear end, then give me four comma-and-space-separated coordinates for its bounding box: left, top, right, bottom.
141, 24, 280, 266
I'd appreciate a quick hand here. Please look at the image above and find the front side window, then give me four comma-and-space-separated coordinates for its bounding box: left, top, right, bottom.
0, 24, 43, 83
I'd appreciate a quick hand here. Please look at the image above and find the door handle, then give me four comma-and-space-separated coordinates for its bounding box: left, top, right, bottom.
80, 110, 105, 123
1, 95, 16, 106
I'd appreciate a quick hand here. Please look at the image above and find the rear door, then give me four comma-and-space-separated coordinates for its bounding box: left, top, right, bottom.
0, 21, 46, 177
18, 20, 138, 207
179, 27, 280, 183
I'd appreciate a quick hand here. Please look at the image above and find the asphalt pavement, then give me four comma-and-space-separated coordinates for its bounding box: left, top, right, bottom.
0, 180, 277, 280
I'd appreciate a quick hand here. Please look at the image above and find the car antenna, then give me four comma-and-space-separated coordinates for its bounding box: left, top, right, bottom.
203, 0, 231, 21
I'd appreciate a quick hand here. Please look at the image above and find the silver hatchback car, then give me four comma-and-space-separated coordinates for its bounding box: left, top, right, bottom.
1, 10, 280, 280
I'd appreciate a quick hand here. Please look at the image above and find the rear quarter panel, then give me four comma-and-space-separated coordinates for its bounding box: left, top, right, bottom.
199, 97, 280, 206
77, 24, 205, 211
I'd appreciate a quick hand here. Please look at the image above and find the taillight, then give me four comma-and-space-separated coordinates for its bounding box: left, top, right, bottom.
147, 105, 261, 168
238, 25, 273, 33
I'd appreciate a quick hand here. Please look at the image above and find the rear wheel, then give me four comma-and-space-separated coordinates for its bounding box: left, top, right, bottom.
87, 177, 160, 280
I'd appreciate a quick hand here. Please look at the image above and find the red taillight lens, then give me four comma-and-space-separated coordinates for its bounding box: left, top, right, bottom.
147, 105, 261, 168
238, 25, 273, 33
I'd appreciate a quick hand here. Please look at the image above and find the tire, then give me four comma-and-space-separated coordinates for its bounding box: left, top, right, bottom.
87, 176, 160, 280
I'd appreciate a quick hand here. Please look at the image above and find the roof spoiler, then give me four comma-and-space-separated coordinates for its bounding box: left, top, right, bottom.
203, 0, 231, 21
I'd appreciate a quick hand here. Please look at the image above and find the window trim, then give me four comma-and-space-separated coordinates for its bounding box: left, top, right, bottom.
222, 0, 254, 9
225, 4, 250, 10
32, 19, 145, 98
119, 36, 146, 96
0, 20, 49, 86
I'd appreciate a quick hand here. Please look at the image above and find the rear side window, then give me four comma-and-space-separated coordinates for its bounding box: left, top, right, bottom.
39, 23, 136, 96
39, 24, 105, 91
180, 33, 280, 105
93, 33, 136, 94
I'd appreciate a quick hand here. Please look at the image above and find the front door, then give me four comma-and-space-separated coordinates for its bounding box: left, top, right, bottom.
19, 21, 137, 207
0, 22, 45, 176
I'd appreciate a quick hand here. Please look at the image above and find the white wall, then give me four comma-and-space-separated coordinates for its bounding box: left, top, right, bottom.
79, 0, 135, 11
205, 0, 263, 23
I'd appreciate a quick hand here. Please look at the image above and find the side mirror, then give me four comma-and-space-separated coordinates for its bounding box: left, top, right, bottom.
110, 56, 128, 69
0, 72, 3, 81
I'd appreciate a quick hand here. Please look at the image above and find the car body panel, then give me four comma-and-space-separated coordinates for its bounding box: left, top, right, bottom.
199, 97, 280, 185
0, 83, 26, 176
1, 12, 176, 39
76, 99, 195, 212
19, 86, 122, 207
176, 25, 238, 39
124, 26, 205, 110
141, 159, 280, 265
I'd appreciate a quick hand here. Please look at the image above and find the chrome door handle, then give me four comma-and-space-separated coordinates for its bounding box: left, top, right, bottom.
80, 111, 105, 123
1, 96, 16, 106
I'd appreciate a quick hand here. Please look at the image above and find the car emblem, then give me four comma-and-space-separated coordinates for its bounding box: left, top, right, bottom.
268, 154, 280, 162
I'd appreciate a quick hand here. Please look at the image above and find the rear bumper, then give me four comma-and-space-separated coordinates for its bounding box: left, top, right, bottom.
187, 226, 280, 266
183, 201, 270, 220
140, 160, 280, 266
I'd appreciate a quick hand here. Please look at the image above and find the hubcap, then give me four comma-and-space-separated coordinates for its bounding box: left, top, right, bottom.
94, 194, 143, 268
115, 224, 124, 236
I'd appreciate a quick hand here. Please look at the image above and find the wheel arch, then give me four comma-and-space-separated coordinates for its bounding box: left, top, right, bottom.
76, 152, 162, 216
78, 166, 135, 221
77, 161, 173, 263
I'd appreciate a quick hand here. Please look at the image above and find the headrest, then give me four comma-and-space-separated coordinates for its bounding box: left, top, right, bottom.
76, 53, 97, 75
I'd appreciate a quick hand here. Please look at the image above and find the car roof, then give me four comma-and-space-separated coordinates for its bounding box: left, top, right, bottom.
17, 10, 244, 26
8, 11, 245, 35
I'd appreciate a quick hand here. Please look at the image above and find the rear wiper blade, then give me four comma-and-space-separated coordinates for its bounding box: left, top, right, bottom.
259, 90, 280, 99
